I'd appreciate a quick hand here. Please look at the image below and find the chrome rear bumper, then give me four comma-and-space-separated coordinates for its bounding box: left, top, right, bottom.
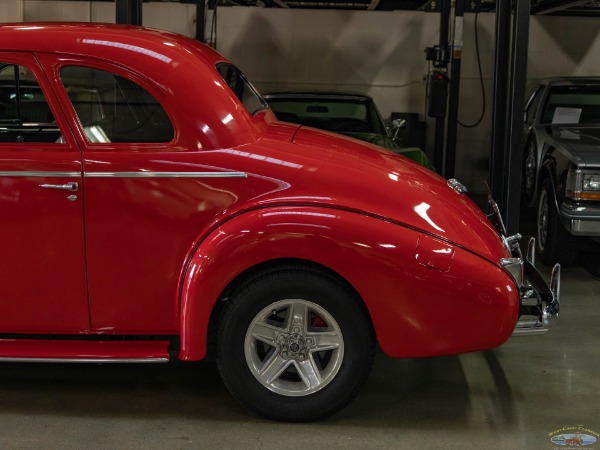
504, 238, 561, 336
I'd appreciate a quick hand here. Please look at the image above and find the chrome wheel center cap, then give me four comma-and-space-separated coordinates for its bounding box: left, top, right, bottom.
287, 333, 305, 354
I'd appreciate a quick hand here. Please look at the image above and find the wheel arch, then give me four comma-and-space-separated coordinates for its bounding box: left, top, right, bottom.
524, 131, 548, 206
202, 258, 369, 361
177, 206, 394, 362
538, 157, 560, 214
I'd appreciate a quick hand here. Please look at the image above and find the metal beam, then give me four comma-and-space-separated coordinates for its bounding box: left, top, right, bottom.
115, 0, 142, 26
504, 0, 531, 234
489, 0, 511, 212
531, 0, 589, 14
433, 0, 450, 175
444, 0, 465, 179
196, 0, 206, 42
367, 0, 381, 10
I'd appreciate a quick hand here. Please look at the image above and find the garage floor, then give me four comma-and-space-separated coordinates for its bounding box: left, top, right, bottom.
0, 245, 598, 449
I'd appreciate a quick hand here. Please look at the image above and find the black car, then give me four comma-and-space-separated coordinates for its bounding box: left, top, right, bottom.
523, 77, 600, 264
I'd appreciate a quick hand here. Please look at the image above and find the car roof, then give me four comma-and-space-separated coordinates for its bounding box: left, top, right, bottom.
539, 77, 600, 86
0, 22, 226, 68
264, 90, 373, 102
0, 22, 266, 150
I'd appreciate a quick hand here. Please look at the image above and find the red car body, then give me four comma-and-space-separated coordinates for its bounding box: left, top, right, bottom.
0, 23, 558, 421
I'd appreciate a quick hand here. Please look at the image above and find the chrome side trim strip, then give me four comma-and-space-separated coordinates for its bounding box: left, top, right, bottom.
0, 171, 80, 177
85, 171, 248, 178
0, 357, 169, 363
0, 171, 248, 179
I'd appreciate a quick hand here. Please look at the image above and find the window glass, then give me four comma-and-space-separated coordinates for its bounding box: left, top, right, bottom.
0, 63, 60, 143
267, 98, 385, 134
216, 64, 267, 115
60, 66, 174, 143
542, 85, 600, 125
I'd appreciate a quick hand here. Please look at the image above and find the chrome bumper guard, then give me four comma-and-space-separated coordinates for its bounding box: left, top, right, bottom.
486, 194, 560, 336
502, 238, 561, 336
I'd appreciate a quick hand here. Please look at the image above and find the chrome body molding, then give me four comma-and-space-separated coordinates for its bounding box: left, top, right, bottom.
84, 171, 248, 178
447, 178, 468, 195
0, 357, 169, 363
500, 257, 524, 286
0, 171, 247, 179
0, 171, 80, 177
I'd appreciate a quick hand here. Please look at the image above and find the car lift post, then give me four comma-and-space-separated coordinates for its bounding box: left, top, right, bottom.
489, 0, 531, 234
444, 0, 465, 179
116, 0, 142, 26
428, 0, 451, 175
196, 0, 207, 43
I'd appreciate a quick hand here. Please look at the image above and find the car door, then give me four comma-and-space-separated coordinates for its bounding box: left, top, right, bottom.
0, 53, 89, 333
50, 58, 240, 333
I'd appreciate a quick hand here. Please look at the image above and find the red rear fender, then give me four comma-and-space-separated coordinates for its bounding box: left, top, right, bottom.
178, 206, 519, 361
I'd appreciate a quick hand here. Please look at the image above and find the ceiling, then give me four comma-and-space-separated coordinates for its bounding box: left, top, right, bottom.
90, 0, 600, 16
193, 0, 600, 15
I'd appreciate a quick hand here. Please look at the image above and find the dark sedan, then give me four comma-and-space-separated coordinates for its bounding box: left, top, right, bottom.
523, 77, 600, 264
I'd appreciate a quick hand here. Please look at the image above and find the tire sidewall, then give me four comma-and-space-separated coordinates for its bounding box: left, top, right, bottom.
537, 178, 578, 265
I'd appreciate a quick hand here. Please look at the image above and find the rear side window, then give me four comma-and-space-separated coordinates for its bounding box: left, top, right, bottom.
216, 64, 267, 115
0, 63, 60, 143
60, 66, 174, 143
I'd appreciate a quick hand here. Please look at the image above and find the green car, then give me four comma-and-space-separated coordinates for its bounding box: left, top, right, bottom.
264, 90, 431, 168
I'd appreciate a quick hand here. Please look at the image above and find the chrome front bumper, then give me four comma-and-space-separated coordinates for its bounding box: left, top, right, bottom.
503, 238, 561, 336
560, 201, 600, 236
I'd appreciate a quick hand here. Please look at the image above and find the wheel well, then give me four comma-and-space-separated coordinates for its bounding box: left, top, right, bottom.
537, 156, 556, 194
203, 258, 371, 360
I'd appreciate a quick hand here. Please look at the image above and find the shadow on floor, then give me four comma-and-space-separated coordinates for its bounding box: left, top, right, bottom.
0, 347, 516, 428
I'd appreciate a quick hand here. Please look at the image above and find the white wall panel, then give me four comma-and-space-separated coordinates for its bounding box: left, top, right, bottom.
21, 1, 196, 36
23, 0, 94, 22
0, 0, 23, 22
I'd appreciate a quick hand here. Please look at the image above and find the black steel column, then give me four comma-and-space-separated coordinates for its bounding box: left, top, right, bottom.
433, 0, 451, 175
489, 0, 511, 210
504, 0, 531, 234
116, 0, 142, 26
196, 0, 207, 43
444, 0, 465, 179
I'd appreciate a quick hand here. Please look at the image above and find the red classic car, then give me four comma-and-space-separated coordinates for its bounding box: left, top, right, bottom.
0, 23, 559, 422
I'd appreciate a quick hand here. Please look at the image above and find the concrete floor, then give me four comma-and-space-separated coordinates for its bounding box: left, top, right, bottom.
0, 263, 598, 449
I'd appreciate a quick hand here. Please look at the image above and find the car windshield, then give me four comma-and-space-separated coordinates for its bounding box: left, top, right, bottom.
267, 96, 387, 135
542, 85, 600, 125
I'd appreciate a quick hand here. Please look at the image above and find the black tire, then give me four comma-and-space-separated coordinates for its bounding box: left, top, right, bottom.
216, 266, 375, 422
537, 178, 578, 265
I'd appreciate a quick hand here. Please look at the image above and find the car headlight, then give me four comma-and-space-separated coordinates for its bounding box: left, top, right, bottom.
565, 168, 600, 200
583, 174, 600, 191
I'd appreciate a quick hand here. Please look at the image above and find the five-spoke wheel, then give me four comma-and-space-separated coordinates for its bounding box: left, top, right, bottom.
245, 299, 344, 396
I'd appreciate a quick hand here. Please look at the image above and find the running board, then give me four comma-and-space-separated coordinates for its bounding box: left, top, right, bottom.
0, 339, 170, 363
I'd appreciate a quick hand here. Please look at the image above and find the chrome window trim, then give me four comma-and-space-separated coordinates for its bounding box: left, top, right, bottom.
84, 171, 248, 178
0, 171, 81, 177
